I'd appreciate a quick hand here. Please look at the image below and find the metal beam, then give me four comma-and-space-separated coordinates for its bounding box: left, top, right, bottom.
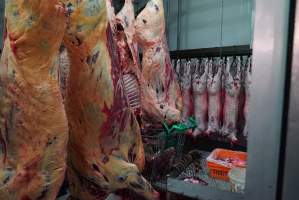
170, 45, 252, 59
176, 0, 181, 50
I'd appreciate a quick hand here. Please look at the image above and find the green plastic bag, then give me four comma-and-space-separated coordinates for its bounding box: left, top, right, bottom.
160, 117, 197, 148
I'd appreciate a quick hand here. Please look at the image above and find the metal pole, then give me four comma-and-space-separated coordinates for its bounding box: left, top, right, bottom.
166, 0, 170, 45
177, 0, 181, 50
220, 0, 224, 57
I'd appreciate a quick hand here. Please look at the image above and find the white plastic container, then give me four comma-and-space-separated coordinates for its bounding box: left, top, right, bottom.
228, 167, 246, 193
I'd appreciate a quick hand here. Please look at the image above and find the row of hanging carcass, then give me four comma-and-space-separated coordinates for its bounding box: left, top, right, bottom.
0, 0, 252, 200
171, 56, 252, 143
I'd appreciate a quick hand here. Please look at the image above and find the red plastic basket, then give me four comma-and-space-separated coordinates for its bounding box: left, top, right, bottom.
206, 148, 247, 181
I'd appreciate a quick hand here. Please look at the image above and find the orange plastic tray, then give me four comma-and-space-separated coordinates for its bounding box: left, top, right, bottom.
206, 148, 247, 181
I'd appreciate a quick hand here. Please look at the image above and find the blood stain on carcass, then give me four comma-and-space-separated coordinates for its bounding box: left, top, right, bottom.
9, 36, 18, 56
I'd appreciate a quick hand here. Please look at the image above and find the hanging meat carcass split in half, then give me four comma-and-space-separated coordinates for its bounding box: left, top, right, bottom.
222, 57, 242, 143
62, 0, 159, 199
242, 57, 252, 138
207, 58, 223, 135
0, 1, 68, 199
192, 59, 209, 137
111, 2, 180, 194
135, 0, 182, 126
107, 1, 152, 198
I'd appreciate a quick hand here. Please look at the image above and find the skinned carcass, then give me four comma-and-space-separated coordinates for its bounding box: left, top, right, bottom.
63, 0, 159, 199
0, 1, 68, 199
222, 57, 242, 143
135, 0, 182, 126
192, 59, 209, 137
175, 59, 181, 83
207, 58, 223, 135
242, 57, 252, 137
180, 61, 192, 122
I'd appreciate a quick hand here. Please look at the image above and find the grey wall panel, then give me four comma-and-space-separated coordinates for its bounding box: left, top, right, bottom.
165, 0, 253, 50
246, 0, 290, 199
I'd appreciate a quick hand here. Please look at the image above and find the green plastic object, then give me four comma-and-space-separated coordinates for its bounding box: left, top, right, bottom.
162, 117, 197, 136
159, 117, 197, 148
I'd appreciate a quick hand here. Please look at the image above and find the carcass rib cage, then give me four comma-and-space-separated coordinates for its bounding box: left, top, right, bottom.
122, 73, 141, 110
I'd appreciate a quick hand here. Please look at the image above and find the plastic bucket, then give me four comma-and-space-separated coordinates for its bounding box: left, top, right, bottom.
228, 167, 246, 193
